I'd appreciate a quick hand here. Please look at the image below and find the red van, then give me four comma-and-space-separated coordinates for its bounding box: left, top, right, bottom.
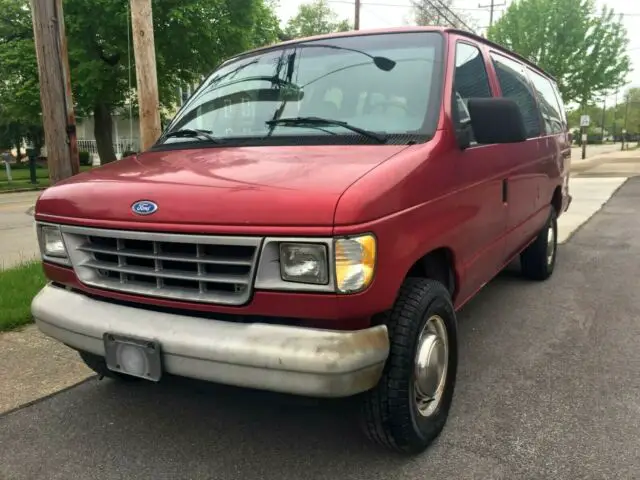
32, 27, 571, 453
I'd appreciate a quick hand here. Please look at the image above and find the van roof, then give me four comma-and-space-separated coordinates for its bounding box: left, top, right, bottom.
231, 26, 556, 83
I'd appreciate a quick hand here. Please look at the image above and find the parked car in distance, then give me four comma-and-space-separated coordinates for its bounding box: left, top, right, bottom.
32, 26, 571, 453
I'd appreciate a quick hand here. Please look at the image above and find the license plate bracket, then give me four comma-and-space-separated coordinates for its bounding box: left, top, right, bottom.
103, 333, 162, 382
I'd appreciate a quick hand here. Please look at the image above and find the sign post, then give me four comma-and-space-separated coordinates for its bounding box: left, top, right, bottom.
27, 147, 38, 184
580, 115, 590, 160
2, 152, 12, 183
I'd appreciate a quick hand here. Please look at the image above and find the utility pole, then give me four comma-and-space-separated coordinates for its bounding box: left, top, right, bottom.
130, 0, 161, 151
600, 96, 607, 143
30, 0, 80, 185
612, 90, 618, 143
354, 0, 361, 30
478, 0, 506, 28
622, 95, 629, 151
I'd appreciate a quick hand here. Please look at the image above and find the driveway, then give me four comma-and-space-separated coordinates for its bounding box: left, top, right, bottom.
1, 177, 640, 479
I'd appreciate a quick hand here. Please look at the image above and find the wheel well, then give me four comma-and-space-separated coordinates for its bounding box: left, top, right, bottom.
406, 247, 457, 298
551, 186, 562, 214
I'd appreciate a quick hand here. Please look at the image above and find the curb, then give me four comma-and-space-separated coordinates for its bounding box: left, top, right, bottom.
0, 376, 96, 418
0, 187, 47, 195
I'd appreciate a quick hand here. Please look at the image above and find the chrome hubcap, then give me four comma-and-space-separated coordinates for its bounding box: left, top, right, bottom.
414, 315, 449, 417
546, 223, 555, 266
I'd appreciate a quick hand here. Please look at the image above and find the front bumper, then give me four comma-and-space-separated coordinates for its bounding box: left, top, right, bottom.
31, 284, 390, 397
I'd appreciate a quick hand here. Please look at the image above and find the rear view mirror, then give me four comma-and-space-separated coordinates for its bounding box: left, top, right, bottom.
466, 98, 527, 144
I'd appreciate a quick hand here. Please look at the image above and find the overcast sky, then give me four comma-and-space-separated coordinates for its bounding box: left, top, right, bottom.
276, 0, 640, 104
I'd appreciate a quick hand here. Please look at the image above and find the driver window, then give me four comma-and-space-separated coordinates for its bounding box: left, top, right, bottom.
453, 42, 492, 143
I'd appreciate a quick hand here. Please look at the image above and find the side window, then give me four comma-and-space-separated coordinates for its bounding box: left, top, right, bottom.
453, 42, 492, 142
490, 53, 541, 138
550, 81, 568, 128
527, 69, 564, 135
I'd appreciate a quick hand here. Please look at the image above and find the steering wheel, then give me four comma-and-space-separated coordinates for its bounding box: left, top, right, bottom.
369, 100, 411, 115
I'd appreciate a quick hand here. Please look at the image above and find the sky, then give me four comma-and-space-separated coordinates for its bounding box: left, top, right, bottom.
276, 0, 640, 105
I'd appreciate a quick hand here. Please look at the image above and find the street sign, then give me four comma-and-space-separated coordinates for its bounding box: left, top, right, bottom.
580, 115, 590, 127
581, 133, 588, 142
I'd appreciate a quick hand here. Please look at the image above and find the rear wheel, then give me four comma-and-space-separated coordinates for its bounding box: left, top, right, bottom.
520, 207, 557, 281
360, 278, 458, 453
78, 351, 139, 381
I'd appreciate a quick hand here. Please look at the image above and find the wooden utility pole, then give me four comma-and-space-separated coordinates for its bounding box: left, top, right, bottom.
622, 95, 630, 151
30, 0, 79, 185
130, 0, 161, 151
354, 0, 361, 30
600, 97, 607, 143
612, 90, 618, 142
478, 0, 506, 28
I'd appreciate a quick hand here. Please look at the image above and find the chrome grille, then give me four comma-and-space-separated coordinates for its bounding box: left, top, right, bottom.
60, 225, 262, 305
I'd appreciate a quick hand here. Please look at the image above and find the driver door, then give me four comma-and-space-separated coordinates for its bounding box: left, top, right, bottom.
449, 40, 509, 301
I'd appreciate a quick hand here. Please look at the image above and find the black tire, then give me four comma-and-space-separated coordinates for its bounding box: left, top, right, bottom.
360, 278, 458, 453
78, 351, 140, 381
520, 207, 558, 281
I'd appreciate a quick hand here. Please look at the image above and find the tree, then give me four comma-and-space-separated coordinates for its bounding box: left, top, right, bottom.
64, 0, 280, 164
488, 0, 630, 106
0, 0, 45, 158
284, 0, 351, 39
0, 0, 280, 164
622, 88, 640, 135
412, 0, 474, 30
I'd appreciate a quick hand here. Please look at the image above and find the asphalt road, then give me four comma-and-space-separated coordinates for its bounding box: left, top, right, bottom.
2, 179, 640, 480
571, 142, 623, 160
0, 190, 39, 269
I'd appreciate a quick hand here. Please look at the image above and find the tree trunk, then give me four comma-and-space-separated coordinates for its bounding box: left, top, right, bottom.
94, 103, 117, 164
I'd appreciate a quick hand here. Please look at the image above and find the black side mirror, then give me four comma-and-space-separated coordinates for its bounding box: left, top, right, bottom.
466, 98, 527, 144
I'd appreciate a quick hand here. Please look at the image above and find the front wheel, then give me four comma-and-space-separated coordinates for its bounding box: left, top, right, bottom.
360, 278, 458, 453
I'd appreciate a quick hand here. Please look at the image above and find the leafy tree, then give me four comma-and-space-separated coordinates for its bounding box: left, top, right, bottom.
65, 0, 280, 163
412, 0, 474, 30
622, 88, 640, 135
0, 0, 44, 157
0, 0, 280, 164
567, 88, 640, 141
284, 0, 351, 39
488, 0, 630, 106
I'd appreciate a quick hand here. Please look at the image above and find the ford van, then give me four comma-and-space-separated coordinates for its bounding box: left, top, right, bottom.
32, 27, 571, 453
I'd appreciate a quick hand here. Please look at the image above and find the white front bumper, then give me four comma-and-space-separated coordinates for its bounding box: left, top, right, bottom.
31, 284, 389, 397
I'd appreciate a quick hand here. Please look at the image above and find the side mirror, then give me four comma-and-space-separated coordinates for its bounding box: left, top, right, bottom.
466, 98, 527, 144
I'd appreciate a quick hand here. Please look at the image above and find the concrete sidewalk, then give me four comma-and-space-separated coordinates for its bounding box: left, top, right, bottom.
0, 326, 92, 414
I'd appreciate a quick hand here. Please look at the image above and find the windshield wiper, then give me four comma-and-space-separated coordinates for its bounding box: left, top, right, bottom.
265, 117, 387, 144
162, 128, 219, 143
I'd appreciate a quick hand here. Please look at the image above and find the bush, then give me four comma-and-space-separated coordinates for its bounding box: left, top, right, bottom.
79, 151, 92, 166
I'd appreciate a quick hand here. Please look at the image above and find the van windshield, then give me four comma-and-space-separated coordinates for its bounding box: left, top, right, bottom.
160, 31, 444, 147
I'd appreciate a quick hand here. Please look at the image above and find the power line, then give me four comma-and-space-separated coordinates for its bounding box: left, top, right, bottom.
432, 0, 475, 31
416, 0, 462, 30
327, 1, 640, 17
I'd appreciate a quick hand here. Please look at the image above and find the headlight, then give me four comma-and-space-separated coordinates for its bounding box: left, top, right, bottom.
279, 243, 328, 285
335, 234, 376, 293
37, 224, 68, 260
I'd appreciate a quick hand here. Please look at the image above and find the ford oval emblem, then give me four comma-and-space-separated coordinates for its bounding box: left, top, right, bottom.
131, 200, 158, 216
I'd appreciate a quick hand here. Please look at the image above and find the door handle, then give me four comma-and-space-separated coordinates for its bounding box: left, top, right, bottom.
502, 179, 508, 203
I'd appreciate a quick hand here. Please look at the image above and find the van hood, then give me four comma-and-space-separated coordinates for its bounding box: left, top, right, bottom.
36, 145, 409, 227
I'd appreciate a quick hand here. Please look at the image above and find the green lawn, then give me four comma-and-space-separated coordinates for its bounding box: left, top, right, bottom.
0, 261, 47, 332
0, 164, 93, 192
